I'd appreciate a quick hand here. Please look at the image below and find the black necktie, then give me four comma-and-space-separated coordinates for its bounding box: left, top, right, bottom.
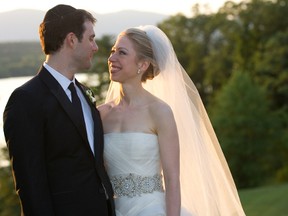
68, 82, 86, 128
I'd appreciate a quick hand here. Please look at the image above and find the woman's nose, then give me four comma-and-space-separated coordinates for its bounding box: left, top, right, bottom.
108, 53, 115, 62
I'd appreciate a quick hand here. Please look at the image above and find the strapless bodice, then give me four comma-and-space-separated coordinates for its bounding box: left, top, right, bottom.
104, 133, 166, 216
104, 132, 162, 177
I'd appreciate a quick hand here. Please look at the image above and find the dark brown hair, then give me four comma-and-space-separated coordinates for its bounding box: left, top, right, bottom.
39, 4, 96, 54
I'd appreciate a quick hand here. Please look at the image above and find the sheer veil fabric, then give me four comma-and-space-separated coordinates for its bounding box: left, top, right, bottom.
105, 25, 245, 216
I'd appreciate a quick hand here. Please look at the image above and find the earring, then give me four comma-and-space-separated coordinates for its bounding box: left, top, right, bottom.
137, 69, 141, 74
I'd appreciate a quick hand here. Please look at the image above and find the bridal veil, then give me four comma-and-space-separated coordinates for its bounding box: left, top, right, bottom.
105, 25, 245, 216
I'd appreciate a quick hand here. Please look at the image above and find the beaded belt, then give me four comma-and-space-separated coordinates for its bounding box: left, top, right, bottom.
110, 173, 164, 198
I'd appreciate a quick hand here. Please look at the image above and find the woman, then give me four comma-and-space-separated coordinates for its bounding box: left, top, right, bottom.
98, 25, 246, 216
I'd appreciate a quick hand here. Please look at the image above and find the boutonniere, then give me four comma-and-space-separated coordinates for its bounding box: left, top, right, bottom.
85, 89, 96, 105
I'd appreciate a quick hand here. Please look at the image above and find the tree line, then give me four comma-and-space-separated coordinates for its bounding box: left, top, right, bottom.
1, 0, 287, 214
157, 0, 288, 188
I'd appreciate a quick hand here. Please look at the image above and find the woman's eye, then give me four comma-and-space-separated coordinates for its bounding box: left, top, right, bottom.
119, 50, 126, 55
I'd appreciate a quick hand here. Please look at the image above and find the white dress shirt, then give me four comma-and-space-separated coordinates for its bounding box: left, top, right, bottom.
43, 62, 95, 155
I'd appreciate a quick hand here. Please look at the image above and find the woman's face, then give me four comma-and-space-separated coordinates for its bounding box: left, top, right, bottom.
108, 35, 140, 83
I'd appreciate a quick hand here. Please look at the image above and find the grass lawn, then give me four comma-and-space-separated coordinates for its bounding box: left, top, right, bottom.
239, 183, 288, 216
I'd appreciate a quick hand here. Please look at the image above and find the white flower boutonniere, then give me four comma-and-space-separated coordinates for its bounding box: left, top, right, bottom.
85, 89, 96, 105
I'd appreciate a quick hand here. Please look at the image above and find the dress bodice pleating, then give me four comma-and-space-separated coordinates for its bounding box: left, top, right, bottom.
104, 132, 166, 216
104, 132, 162, 177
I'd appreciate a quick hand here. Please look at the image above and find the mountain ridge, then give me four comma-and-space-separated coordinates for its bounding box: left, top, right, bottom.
0, 9, 168, 42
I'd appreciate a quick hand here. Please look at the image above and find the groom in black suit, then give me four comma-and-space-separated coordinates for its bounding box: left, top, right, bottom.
3, 5, 115, 216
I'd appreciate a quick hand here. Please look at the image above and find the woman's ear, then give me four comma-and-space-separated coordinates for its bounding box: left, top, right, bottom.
138, 60, 150, 72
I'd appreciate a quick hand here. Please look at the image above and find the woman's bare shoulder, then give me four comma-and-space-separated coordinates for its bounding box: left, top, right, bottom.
148, 94, 173, 118
97, 101, 115, 115
147, 95, 176, 135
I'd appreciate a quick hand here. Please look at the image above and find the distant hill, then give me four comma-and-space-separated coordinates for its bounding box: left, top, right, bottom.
0, 9, 168, 42
0, 42, 44, 78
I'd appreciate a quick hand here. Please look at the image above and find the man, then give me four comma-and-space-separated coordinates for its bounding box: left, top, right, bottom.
3, 4, 115, 216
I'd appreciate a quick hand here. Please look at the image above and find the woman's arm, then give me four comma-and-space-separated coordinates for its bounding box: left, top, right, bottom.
154, 103, 181, 216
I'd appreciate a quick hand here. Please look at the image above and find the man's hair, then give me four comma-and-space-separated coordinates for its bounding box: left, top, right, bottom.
39, 4, 96, 54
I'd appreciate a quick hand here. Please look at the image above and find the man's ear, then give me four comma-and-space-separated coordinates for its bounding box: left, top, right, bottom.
66, 32, 77, 48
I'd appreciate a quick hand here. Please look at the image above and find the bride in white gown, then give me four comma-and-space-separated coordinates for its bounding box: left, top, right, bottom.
98, 25, 246, 216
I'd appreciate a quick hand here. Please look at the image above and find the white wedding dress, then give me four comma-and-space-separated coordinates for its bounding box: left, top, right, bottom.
104, 132, 167, 216
104, 132, 194, 216
103, 25, 246, 216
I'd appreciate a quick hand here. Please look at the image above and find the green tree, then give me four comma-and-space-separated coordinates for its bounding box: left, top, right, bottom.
274, 108, 288, 183
210, 71, 281, 188
0, 147, 20, 216
221, 0, 288, 108
254, 30, 288, 109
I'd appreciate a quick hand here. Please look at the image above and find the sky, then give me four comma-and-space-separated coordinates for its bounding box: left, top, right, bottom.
0, 0, 239, 16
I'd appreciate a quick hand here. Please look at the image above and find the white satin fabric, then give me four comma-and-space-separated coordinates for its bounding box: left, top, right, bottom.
104, 132, 193, 216
104, 25, 246, 215
104, 133, 165, 216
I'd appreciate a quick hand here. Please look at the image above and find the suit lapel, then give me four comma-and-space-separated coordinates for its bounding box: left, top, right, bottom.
92, 108, 104, 162
38, 67, 91, 151
76, 80, 103, 161
75, 79, 95, 107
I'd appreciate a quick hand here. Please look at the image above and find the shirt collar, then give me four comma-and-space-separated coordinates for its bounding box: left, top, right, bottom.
43, 62, 75, 91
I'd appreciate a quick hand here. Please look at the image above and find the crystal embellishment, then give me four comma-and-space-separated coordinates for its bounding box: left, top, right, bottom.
111, 173, 164, 198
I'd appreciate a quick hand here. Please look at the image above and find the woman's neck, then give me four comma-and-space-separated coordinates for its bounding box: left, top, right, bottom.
117, 83, 146, 106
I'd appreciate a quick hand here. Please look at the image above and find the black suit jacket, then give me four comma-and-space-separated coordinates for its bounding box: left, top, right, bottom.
3, 66, 115, 216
